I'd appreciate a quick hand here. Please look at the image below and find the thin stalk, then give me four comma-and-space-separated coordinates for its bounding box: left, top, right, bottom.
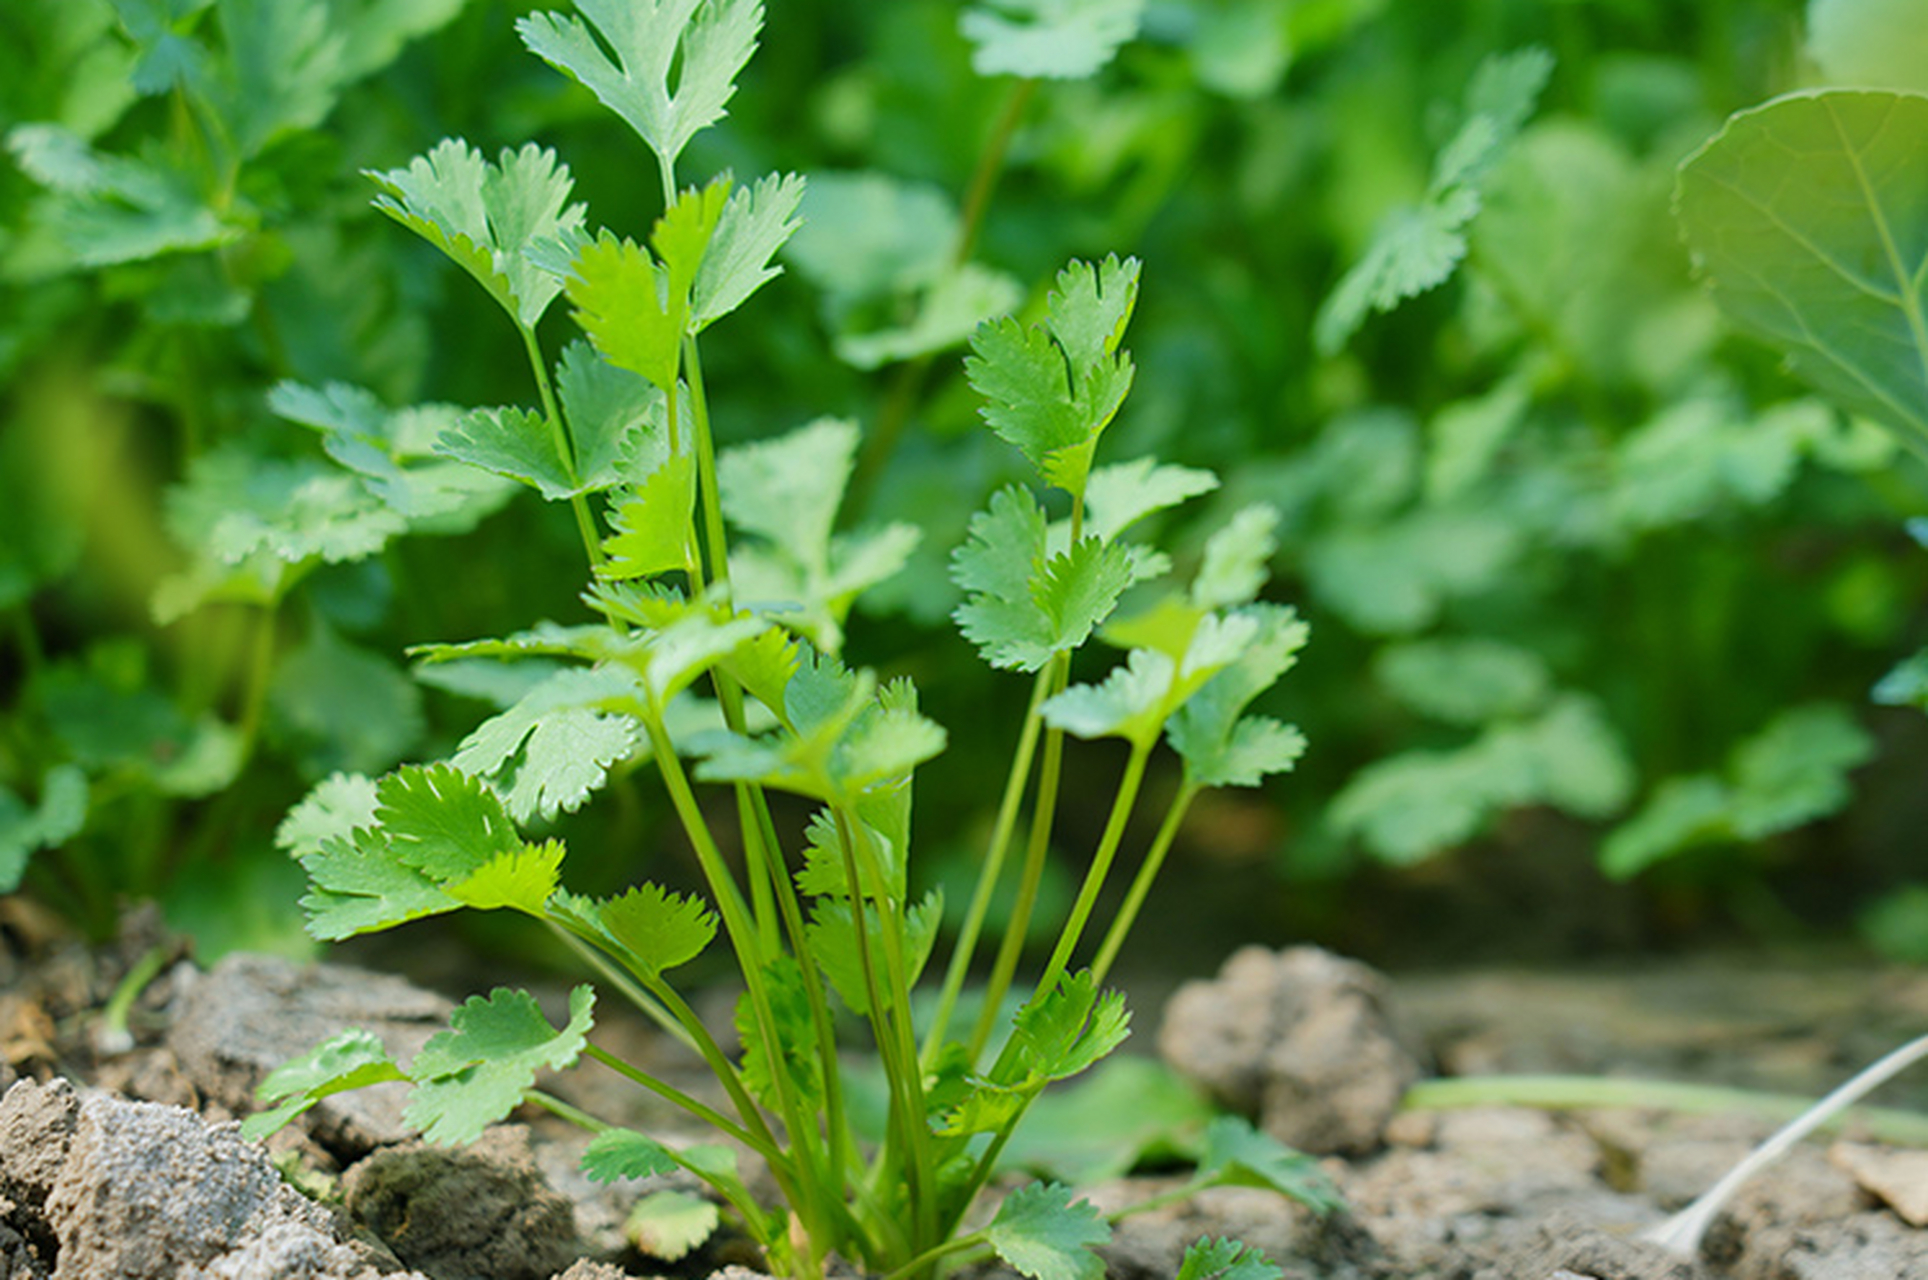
682, 340, 735, 596
519, 323, 606, 571
577, 1044, 772, 1160
542, 919, 696, 1053
1033, 739, 1154, 1003
924, 666, 1052, 1062
880, 1231, 989, 1280
968, 657, 1071, 1064
1090, 781, 1198, 986
94, 942, 169, 1055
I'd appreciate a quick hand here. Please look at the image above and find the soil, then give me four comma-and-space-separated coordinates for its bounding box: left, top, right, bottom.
2, 905, 1925, 1280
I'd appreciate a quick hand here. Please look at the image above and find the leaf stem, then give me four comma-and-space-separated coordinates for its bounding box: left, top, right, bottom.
1034, 738, 1154, 1002
576, 1044, 769, 1159
541, 918, 696, 1052
519, 322, 606, 572
1090, 781, 1197, 986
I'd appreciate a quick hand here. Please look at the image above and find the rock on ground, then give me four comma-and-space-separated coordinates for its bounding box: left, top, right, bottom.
1159, 946, 1424, 1156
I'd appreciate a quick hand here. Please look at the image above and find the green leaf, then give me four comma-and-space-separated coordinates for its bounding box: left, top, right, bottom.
693, 170, 805, 329
1875, 646, 1928, 710
953, 487, 1136, 672
625, 1189, 719, 1261
555, 340, 666, 493
1192, 504, 1278, 610
1168, 605, 1311, 790
1373, 637, 1550, 726
241, 1029, 406, 1141
1043, 648, 1174, 749
275, 772, 380, 861
375, 763, 523, 881
961, 0, 1146, 80
517, 0, 762, 170
1729, 702, 1875, 837
966, 256, 1140, 495
299, 831, 459, 941
1198, 1116, 1345, 1213
1083, 458, 1220, 543
446, 840, 566, 914
1677, 90, 1928, 448
451, 667, 643, 822
998, 1055, 1213, 1183
1177, 1238, 1284, 1280
602, 454, 697, 580
1599, 774, 1732, 880
8, 124, 239, 267
367, 138, 585, 330
1316, 47, 1553, 353
836, 264, 1028, 370
0, 766, 88, 894
1808, 0, 1928, 93
550, 882, 717, 978
1008, 970, 1131, 1084
807, 890, 944, 1016
984, 1182, 1110, 1280
406, 986, 595, 1145
582, 1127, 681, 1182
736, 956, 823, 1113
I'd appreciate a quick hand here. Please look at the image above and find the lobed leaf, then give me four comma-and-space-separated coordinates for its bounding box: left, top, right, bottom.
1007, 970, 1131, 1084
1198, 1116, 1345, 1213
984, 1182, 1110, 1280
407, 985, 595, 1145
242, 1029, 406, 1141
952, 487, 1136, 672
601, 454, 697, 581
1176, 1238, 1284, 1280
446, 840, 566, 914
807, 890, 944, 1016
550, 882, 717, 977
299, 831, 459, 941
583, 1127, 681, 1182
693, 171, 806, 329
0, 766, 88, 895
736, 956, 824, 1114
1083, 457, 1220, 543
375, 763, 523, 881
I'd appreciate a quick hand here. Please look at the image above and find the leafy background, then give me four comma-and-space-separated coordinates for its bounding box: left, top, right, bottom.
3, 0, 1925, 970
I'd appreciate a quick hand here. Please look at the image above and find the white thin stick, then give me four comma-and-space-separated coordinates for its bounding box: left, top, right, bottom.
1645, 1031, 1928, 1257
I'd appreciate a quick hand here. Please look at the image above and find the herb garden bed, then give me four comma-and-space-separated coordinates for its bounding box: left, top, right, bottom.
4, 910, 1925, 1280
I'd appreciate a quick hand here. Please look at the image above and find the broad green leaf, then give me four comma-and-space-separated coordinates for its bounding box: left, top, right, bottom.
1191, 504, 1278, 610
555, 340, 666, 494
807, 890, 944, 1016
367, 139, 585, 330
1677, 90, 1928, 448
961, 0, 1145, 80
602, 454, 697, 581
1177, 1239, 1283, 1280
1007, 970, 1130, 1084
550, 882, 717, 977
517, 0, 762, 170
375, 763, 523, 881
275, 772, 379, 861
984, 1182, 1110, 1280
299, 830, 460, 940
1373, 637, 1550, 726
693, 171, 805, 330
1083, 458, 1220, 543
406, 986, 595, 1145
0, 766, 88, 894
582, 1127, 681, 1182
1197, 1116, 1345, 1213
446, 841, 566, 914
451, 666, 642, 822
966, 257, 1140, 496
241, 1029, 406, 1140
1808, 0, 1928, 93
1315, 47, 1553, 353
952, 487, 1136, 672
625, 1189, 719, 1261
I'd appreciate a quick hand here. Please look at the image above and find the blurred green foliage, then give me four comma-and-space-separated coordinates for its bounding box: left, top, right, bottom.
4, 0, 1924, 961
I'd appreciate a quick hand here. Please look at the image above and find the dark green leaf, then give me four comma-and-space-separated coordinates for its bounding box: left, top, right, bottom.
984, 1182, 1110, 1280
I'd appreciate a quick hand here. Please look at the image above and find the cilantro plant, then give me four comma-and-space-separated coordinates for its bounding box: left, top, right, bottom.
244, 4, 1325, 1278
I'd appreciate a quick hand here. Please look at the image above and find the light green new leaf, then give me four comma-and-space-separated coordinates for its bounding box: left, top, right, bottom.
551, 882, 717, 977
1168, 604, 1311, 789
0, 766, 88, 894
602, 454, 697, 581
1808, 0, 1928, 93
966, 257, 1141, 496
1043, 648, 1175, 748
582, 1127, 681, 1182
1192, 504, 1278, 610
517, 0, 761, 170
1677, 90, 1928, 450
837, 264, 1027, 370
984, 1182, 1110, 1280
1008, 970, 1131, 1083
720, 417, 854, 561
640, 610, 770, 703
556, 339, 665, 494
446, 840, 566, 914
446, 666, 644, 813
1083, 457, 1219, 543
567, 234, 681, 392
406, 986, 595, 1145
1177, 1238, 1284, 1280
952, 486, 1136, 672
241, 1029, 406, 1141
693, 171, 805, 330
1599, 775, 1731, 880
367, 139, 585, 330
961, 0, 1146, 80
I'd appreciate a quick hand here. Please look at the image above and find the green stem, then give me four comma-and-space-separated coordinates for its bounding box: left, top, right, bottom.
95, 942, 169, 1055
924, 666, 1052, 1062
952, 78, 1039, 269
880, 1231, 988, 1280
520, 323, 606, 572
1033, 738, 1153, 1002
542, 918, 696, 1053
577, 1044, 774, 1161
1090, 781, 1197, 987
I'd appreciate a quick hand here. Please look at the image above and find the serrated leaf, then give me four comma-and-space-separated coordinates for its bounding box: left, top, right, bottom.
555, 339, 666, 493
736, 956, 823, 1114
1198, 1116, 1345, 1213
953, 487, 1136, 671
1676, 89, 1928, 449
966, 257, 1141, 496
434, 405, 573, 500
446, 840, 566, 913
367, 138, 585, 330
1177, 1238, 1285, 1280
626, 1189, 719, 1261
1083, 457, 1220, 543
566, 226, 691, 393
1192, 504, 1278, 610
1167, 603, 1310, 789
299, 831, 459, 940
582, 1127, 681, 1182
275, 772, 380, 861
693, 170, 804, 329
376, 763, 523, 881
984, 1182, 1110, 1280
551, 882, 717, 977
1042, 648, 1174, 748
242, 1029, 406, 1141
807, 890, 943, 1016
517, 0, 761, 169
406, 986, 595, 1145
451, 666, 643, 822
1008, 970, 1130, 1084
961, 0, 1146, 80
602, 454, 698, 581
